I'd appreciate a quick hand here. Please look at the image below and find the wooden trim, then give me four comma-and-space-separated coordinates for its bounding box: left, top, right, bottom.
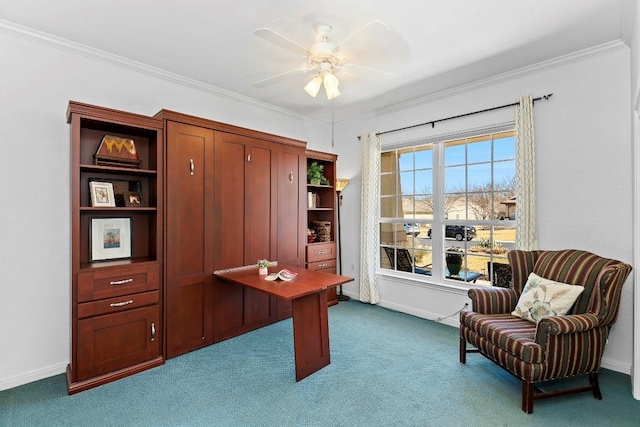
305, 149, 337, 162
66, 357, 164, 395
67, 101, 163, 130
154, 109, 306, 149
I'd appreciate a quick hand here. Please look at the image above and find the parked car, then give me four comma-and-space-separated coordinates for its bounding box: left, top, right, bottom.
427, 225, 477, 241
403, 223, 420, 236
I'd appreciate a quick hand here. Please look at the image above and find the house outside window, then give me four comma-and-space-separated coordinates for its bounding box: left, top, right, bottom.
379, 129, 516, 287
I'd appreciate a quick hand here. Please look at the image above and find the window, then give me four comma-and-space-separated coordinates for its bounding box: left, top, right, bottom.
379, 129, 516, 286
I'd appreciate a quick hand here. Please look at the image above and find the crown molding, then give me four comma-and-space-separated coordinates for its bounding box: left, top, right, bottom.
620, 0, 636, 46
0, 19, 309, 122
363, 40, 629, 120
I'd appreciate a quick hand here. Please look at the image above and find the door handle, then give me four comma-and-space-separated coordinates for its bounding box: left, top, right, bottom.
190, 159, 194, 176
151, 323, 156, 342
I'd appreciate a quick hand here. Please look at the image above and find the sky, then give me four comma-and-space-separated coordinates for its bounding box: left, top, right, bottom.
396, 134, 516, 196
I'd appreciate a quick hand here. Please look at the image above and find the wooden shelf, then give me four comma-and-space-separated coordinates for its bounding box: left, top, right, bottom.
79, 256, 157, 271
79, 207, 157, 212
80, 164, 157, 175
68, 101, 164, 394
305, 150, 339, 306
307, 184, 334, 189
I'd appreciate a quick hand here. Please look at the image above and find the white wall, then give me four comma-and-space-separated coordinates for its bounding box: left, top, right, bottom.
334, 42, 635, 374
629, 0, 640, 399
0, 28, 332, 390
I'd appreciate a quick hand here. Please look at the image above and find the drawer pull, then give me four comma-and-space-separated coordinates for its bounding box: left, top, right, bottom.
318, 250, 327, 255
151, 323, 156, 342
319, 263, 328, 268
109, 299, 133, 307
110, 278, 134, 285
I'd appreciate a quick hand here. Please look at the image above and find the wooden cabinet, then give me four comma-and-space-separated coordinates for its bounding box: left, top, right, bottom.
163, 122, 215, 358
156, 110, 307, 355
305, 150, 339, 306
67, 102, 313, 387
276, 145, 307, 319
67, 102, 164, 394
77, 304, 159, 380
213, 131, 278, 340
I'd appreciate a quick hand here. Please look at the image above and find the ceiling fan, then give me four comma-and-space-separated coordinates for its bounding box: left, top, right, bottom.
252, 21, 410, 99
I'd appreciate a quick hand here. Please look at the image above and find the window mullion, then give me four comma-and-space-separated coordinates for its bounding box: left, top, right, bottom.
432, 143, 444, 279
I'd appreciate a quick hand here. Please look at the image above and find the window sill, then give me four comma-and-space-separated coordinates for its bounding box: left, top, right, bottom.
376, 269, 475, 295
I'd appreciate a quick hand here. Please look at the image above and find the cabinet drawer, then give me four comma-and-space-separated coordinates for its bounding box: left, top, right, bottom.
78, 263, 159, 303
77, 305, 160, 381
306, 242, 336, 263
307, 259, 337, 272
77, 290, 159, 319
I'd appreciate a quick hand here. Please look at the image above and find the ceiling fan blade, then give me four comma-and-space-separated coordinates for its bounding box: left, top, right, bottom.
340, 63, 400, 82
336, 20, 388, 48
254, 28, 308, 56
336, 20, 411, 70
252, 68, 308, 88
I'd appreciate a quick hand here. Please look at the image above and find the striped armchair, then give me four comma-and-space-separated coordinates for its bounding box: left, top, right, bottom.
459, 249, 632, 413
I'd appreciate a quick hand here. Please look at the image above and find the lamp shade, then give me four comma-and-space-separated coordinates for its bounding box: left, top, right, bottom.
304, 76, 322, 97
323, 71, 340, 99
335, 178, 349, 192
325, 86, 340, 100
323, 72, 339, 89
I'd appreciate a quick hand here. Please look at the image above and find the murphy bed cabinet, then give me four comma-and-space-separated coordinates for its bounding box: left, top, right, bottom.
67, 102, 164, 394
155, 110, 307, 357
305, 150, 339, 306
68, 103, 338, 391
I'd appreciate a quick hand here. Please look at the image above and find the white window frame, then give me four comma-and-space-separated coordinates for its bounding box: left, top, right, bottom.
378, 123, 517, 288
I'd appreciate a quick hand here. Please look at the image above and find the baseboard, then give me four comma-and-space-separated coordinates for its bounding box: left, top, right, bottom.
0, 361, 68, 391
601, 357, 632, 375
377, 300, 460, 328
343, 292, 459, 328
344, 291, 634, 376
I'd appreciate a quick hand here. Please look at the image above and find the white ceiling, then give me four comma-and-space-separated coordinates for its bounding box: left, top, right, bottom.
0, 0, 628, 122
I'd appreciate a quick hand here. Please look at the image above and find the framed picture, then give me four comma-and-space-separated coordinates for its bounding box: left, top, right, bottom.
90, 217, 132, 261
124, 191, 144, 207
89, 181, 116, 207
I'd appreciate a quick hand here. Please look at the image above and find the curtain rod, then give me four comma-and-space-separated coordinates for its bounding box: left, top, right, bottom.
357, 93, 553, 140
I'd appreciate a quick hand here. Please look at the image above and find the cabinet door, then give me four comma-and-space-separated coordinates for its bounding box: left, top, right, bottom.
243, 141, 277, 326
277, 147, 306, 319
213, 133, 277, 340
165, 122, 215, 358
278, 147, 306, 266
77, 305, 159, 380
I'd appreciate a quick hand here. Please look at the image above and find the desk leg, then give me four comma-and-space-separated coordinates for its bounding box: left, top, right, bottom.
292, 288, 330, 381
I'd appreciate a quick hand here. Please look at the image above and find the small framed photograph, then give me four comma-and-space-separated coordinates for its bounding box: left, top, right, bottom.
89, 181, 116, 207
90, 217, 132, 261
124, 191, 144, 207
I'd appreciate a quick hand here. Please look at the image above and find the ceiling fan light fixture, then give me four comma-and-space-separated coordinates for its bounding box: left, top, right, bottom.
323, 72, 340, 99
325, 85, 340, 100
304, 75, 323, 97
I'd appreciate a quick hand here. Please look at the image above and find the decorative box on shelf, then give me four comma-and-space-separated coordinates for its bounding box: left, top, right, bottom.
94, 135, 141, 168
310, 220, 331, 242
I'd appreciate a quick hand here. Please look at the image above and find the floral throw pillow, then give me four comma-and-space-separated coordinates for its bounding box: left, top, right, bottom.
512, 272, 585, 323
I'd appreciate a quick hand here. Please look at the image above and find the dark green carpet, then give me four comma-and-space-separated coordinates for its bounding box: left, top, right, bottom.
2, 301, 640, 426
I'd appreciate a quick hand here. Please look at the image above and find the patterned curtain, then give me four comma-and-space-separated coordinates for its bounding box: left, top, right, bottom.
515, 94, 538, 250
359, 131, 381, 304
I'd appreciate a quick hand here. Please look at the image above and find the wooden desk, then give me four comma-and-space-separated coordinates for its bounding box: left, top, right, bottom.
214, 266, 353, 381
